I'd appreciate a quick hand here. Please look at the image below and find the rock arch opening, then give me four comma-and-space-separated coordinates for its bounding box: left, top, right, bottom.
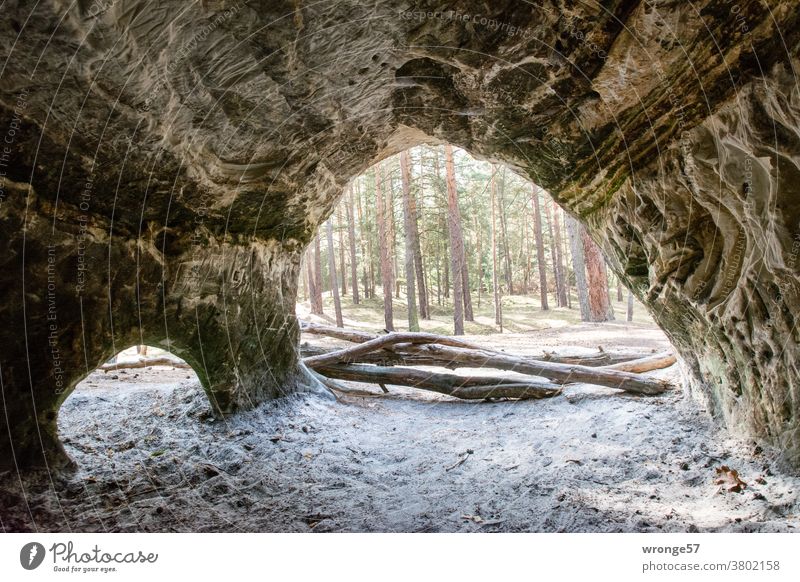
0, 0, 798, 478
57, 346, 211, 468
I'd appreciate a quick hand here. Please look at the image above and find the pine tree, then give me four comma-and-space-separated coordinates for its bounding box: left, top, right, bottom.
326, 218, 343, 327
400, 151, 420, 331
444, 144, 466, 335
531, 184, 549, 310
375, 163, 394, 331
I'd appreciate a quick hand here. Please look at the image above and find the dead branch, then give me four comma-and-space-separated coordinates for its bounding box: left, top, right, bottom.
604, 352, 676, 373
381, 344, 671, 395
314, 363, 562, 400
303, 332, 483, 368
99, 357, 191, 372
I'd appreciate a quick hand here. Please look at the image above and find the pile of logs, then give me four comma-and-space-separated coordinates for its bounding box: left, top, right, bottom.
300, 322, 676, 401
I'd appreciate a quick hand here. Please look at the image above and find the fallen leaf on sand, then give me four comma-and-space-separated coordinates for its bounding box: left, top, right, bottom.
462, 514, 484, 523
715, 465, 747, 493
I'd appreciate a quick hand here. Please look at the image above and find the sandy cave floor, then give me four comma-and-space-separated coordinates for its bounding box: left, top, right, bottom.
1, 322, 799, 532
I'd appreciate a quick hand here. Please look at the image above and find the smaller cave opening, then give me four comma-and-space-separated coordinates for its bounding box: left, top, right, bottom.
57, 346, 212, 468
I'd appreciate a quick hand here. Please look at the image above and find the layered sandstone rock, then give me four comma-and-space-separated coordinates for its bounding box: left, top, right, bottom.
1, 0, 798, 468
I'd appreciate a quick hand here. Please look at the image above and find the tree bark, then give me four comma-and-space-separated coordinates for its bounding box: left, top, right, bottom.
326, 218, 344, 327
462, 251, 474, 321
310, 235, 324, 315
491, 165, 504, 330
497, 167, 514, 295
336, 205, 347, 297
627, 289, 635, 322
566, 215, 591, 321
408, 151, 429, 319
605, 352, 676, 373
545, 199, 567, 307
400, 151, 420, 332
314, 363, 562, 400
582, 229, 614, 322
375, 163, 394, 330
346, 186, 360, 304
531, 184, 549, 310
444, 144, 465, 335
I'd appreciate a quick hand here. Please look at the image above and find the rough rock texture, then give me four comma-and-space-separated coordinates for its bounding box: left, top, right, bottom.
1, 0, 799, 468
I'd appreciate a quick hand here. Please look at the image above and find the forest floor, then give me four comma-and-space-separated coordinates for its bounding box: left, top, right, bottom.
2, 297, 799, 532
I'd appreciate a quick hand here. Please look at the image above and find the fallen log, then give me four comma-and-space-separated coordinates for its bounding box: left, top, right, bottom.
349, 344, 671, 395
300, 321, 377, 343
421, 344, 670, 395
604, 352, 676, 373
314, 363, 562, 400
303, 332, 483, 368
99, 357, 191, 372
300, 321, 656, 367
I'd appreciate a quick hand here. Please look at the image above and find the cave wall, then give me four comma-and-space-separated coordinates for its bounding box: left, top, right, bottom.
1, 0, 799, 468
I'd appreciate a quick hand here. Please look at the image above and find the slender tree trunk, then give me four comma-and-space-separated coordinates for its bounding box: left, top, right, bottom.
387, 170, 400, 300
326, 219, 344, 327
400, 151, 420, 332
497, 167, 514, 295
300, 254, 309, 302
474, 214, 482, 308
531, 184, 549, 310
355, 180, 370, 299
562, 210, 572, 309
545, 199, 567, 307
491, 165, 503, 331
627, 289, 634, 322
566, 215, 591, 321
552, 202, 568, 307
408, 151, 429, 319
444, 144, 465, 335
346, 187, 360, 304
567, 216, 591, 321
617, 279, 624, 302
376, 163, 395, 330
336, 205, 347, 297
309, 237, 324, 315
462, 253, 474, 321
582, 229, 613, 322
522, 213, 530, 294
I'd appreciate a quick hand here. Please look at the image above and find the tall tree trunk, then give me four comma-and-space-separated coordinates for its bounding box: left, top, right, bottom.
474, 214, 483, 308
309, 236, 324, 315
400, 151, 420, 332
462, 253, 474, 321
336, 205, 347, 297
617, 279, 624, 302
545, 199, 567, 307
582, 229, 614, 322
346, 186, 360, 304
531, 184, 549, 311
408, 151, 429, 319
326, 219, 344, 327
497, 167, 514, 295
491, 165, 503, 331
300, 254, 309, 302
551, 202, 568, 307
444, 144, 465, 335
627, 289, 634, 322
522, 212, 530, 294
562, 210, 572, 309
375, 164, 395, 330
387, 170, 400, 300
355, 180, 370, 299
566, 215, 591, 321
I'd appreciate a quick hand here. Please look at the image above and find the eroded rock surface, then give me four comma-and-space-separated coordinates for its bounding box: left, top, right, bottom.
1, 0, 799, 467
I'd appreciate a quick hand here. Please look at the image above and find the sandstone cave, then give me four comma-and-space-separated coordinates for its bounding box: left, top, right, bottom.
1, 1, 800, 532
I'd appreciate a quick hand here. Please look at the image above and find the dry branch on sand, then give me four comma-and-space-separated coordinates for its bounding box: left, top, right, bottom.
300, 322, 674, 399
